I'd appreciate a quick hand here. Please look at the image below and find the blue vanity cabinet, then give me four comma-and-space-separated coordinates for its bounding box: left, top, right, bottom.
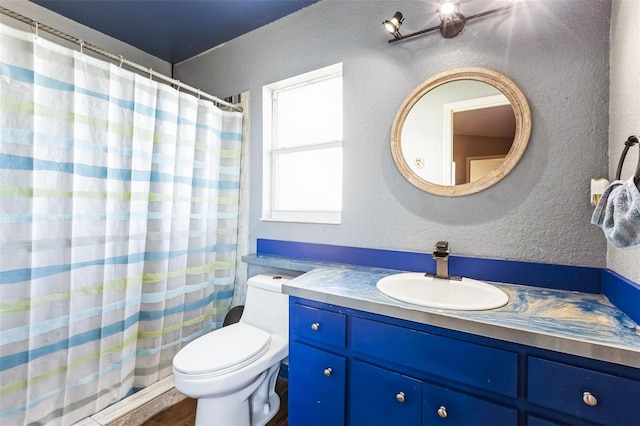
288, 297, 640, 426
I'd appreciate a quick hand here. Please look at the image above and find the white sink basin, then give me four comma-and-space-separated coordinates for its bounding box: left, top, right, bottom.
376, 273, 508, 311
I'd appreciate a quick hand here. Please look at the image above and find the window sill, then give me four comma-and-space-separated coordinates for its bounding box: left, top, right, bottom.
260, 216, 341, 225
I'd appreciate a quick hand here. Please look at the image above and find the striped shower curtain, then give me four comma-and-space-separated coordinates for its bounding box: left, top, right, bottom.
0, 23, 242, 425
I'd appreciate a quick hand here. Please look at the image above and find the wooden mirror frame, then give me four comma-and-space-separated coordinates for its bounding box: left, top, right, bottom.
390, 67, 531, 196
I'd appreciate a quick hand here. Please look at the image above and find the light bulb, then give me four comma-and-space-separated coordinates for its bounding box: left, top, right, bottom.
440, 1, 456, 16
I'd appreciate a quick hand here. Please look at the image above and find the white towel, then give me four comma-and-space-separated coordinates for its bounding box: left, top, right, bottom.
591, 177, 640, 249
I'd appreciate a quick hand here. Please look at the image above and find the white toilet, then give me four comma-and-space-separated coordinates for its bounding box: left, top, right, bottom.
172, 274, 292, 426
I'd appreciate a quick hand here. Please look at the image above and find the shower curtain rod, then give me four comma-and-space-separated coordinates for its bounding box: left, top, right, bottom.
0, 6, 242, 112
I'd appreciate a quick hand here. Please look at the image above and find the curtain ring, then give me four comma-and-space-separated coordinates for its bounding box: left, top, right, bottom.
148, 68, 153, 80
175, 80, 181, 92
118, 55, 124, 69
33, 20, 38, 39
79, 40, 84, 55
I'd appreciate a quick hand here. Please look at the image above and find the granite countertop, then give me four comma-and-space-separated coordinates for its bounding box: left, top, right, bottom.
245, 255, 640, 369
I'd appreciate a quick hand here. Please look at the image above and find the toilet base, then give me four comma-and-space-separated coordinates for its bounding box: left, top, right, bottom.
193, 364, 282, 426
249, 364, 281, 426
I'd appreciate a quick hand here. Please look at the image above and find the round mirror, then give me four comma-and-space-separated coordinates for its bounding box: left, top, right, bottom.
391, 67, 531, 196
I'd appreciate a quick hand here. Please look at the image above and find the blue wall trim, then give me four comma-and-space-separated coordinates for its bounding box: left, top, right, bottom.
256, 239, 601, 294
258, 239, 431, 271
601, 270, 640, 324
451, 256, 601, 294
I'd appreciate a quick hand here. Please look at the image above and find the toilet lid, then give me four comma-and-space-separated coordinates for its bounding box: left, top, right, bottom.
173, 322, 271, 375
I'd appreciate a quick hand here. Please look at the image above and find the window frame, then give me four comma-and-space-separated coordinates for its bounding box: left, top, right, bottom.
262, 63, 343, 224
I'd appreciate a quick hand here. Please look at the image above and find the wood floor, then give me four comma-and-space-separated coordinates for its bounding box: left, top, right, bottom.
141, 378, 288, 426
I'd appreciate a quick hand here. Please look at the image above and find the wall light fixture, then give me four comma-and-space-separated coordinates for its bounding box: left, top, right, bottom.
383, 11, 405, 39
383, 0, 518, 43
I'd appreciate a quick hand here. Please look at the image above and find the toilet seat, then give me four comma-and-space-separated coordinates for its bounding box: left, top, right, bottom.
173, 323, 271, 377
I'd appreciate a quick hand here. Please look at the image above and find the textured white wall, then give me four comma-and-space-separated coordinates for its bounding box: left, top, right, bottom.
175, 0, 611, 274
608, 0, 640, 283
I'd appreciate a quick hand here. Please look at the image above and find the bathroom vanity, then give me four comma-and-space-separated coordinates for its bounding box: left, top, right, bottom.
281, 265, 640, 426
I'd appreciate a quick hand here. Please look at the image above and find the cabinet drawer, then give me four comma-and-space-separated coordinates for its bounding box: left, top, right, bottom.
423, 382, 518, 425
291, 303, 346, 348
349, 360, 422, 426
288, 342, 346, 426
527, 357, 640, 425
351, 316, 518, 397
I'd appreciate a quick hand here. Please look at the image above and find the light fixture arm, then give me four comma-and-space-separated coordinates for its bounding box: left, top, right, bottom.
388, 22, 442, 43
387, 3, 515, 43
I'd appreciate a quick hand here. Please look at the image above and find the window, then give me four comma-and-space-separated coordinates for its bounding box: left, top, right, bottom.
262, 64, 343, 223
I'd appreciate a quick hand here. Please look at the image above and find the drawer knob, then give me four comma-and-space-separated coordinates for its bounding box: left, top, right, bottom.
583, 391, 598, 407
311, 322, 320, 331
396, 392, 405, 403
437, 406, 448, 418
323, 368, 332, 377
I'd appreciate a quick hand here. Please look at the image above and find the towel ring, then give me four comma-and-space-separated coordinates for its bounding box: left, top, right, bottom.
614, 135, 640, 190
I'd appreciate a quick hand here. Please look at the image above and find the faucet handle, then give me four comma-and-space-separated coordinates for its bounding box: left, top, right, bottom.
435, 241, 449, 251
433, 241, 450, 258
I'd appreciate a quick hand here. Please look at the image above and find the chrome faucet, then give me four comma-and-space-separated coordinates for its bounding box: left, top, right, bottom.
428, 241, 461, 281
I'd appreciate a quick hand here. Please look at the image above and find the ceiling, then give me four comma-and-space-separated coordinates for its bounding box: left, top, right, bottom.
30, 0, 321, 64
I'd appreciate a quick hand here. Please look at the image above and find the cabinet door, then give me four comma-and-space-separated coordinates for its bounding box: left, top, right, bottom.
349, 360, 422, 426
423, 382, 518, 426
288, 341, 346, 426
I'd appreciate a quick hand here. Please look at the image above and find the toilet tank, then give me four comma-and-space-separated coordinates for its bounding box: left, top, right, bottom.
240, 274, 294, 335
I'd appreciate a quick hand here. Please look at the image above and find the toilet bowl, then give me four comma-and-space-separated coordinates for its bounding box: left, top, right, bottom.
172, 274, 293, 426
